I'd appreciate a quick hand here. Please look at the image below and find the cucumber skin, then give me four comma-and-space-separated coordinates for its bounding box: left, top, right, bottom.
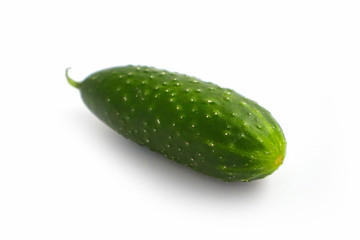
77, 65, 286, 182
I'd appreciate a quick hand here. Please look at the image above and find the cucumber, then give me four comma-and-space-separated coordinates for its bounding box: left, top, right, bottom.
67, 65, 286, 182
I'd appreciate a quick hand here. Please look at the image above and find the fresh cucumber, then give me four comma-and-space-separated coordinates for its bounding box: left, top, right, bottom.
67, 65, 286, 182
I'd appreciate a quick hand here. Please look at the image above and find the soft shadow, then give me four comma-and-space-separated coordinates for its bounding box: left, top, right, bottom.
71, 109, 268, 200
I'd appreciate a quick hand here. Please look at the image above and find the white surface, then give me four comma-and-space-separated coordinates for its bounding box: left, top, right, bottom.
0, 0, 359, 239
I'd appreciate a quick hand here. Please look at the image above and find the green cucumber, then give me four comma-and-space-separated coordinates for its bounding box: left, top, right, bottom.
67, 65, 286, 182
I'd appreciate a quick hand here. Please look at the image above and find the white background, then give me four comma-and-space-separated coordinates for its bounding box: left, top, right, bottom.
0, 0, 359, 239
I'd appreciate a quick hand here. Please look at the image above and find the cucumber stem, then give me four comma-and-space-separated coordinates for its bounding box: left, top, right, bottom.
66, 68, 81, 89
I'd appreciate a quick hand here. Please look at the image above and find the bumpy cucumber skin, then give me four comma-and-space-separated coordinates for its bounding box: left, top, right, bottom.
78, 65, 286, 182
